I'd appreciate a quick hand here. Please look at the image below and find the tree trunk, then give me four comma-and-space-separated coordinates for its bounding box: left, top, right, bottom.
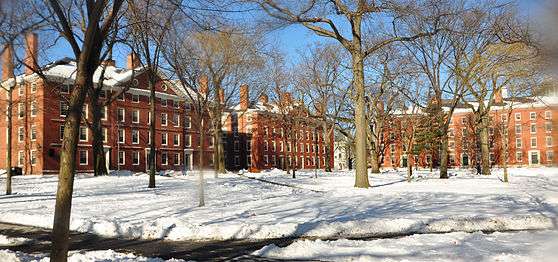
479, 115, 491, 176
148, 74, 156, 188
370, 149, 380, 173
407, 159, 412, 182
89, 94, 108, 176
502, 120, 509, 182
323, 122, 332, 172
439, 133, 449, 179
5, 88, 13, 195
198, 118, 205, 207
352, 49, 370, 188
50, 73, 89, 262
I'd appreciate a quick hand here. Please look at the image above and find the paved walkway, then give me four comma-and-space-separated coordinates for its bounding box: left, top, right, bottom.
0, 222, 318, 261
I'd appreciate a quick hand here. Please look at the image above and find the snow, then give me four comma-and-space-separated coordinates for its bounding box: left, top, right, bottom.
0, 235, 31, 246
0, 249, 185, 262
0, 168, 557, 242
253, 230, 558, 261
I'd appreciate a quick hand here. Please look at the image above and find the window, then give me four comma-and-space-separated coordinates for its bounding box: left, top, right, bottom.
82, 104, 88, 119
118, 151, 125, 165
161, 133, 168, 145
272, 155, 277, 166
161, 152, 168, 165
161, 98, 167, 107
185, 134, 191, 147
133, 151, 140, 165
17, 151, 23, 166
79, 126, 88, 141
173, 100, 180, 109
132, 110, 139, 123
31, 101, 37, 117
264, 141, 268, 151
515, 113, 521, 121
59, 125, 65, 140
530, 123, 537, 134
174, 153, 181, 165
546, 136, 553, 147
79, 150, 88, 165
18, 84, 24, 96
264, 155, 269, 165
30, 125, 37, 141
102, 128, 108, 143
161, 113, 168, 126
185, 116, 191, 128
516, 152, 523, 162
546, 122, 553, 133
118, 108, 125, 122
272, 141, 276, 152
545, 111, 552, 120
61, 84, 70, 94
101, 106, 108, 121
18, 102, 24, 118
516, 138, 522, 148
448, 128, 454, 138
530, 112, 537, 120
173, 133, 180, 146
118, 129, 125, 143
132, 129, 139, 144
30, 150, 37, 165
60, 101, 69, 117
531, 137, 537, 148
173, 114, 180, 127
547, 151, 554, 164
515, 124, 521, 134
132, 94, 140, 103
306, 143, 310, 153
118, 92, 125, 101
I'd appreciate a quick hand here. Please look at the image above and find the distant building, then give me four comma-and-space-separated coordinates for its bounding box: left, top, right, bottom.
222, 85, 335, 172
333, 137, 350, 170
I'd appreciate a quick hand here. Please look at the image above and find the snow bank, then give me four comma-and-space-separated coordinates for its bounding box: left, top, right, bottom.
254, 230, 558, 261
0, 249, 185, 262
0, 235, 31, 246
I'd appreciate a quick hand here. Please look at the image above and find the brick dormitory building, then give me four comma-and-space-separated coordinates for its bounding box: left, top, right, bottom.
0, 33, 334, 175
381, 88, 558, 169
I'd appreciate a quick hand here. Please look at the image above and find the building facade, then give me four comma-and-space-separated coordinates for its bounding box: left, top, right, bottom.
222, 86, 335, 172
0, 34, 214, 175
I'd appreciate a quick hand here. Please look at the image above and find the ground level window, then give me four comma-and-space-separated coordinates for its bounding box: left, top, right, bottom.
79, 150, 88, 165
118, 151, 125, 165
547, 151, 554, 164
161, 152, 168, 165
133, 151, 140, 165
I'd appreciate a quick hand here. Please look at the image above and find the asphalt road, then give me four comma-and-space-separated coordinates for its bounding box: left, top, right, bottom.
0, 222, 320, 261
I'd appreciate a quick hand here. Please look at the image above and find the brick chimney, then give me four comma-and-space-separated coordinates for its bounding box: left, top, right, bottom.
494, 88, 503, 104
258, 94, 268, 104
127, 52, 140, 69
101, 59, 116, 67
24, 32, 38, 75
240, 84, 249, 110
2, 44, 14, 81
218, 87, 225, 104
199, 75, 208, 95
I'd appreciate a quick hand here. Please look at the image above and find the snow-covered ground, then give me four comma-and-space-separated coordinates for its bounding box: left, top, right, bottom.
0, 168, 556, 242
254, 230, 558, 261
0, 249, 184, 262
0, 235, 31, 246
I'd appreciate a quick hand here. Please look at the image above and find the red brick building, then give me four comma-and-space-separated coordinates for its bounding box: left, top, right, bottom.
0, 34, 213, 175
222, 85, 335, 172
383, 92, 558, 169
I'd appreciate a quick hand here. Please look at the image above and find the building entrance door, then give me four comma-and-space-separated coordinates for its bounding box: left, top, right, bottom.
462, 154, 469, 166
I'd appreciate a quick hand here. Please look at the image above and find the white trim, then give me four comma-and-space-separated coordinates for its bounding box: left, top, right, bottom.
79, 149, 88, 165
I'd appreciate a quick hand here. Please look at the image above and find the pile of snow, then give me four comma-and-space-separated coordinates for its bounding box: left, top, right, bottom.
0, 235, 31, 246
0, 249, 184, 262
254, 230, 558, 261
0, 168, 556, 241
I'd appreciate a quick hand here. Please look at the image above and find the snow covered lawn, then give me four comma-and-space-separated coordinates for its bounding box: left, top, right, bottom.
254, 230, 558, 262
0, 168, 556, 241
0, 249, 184, 262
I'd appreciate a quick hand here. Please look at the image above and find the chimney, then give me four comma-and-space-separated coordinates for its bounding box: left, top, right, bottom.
199, 75, 208, 95
494, 88, 503, 104
2, 44, 14, 81
281, 92, 292, 104
218, 87, 225, 104
240, 84, 249, 110
101, 59, 115, 67
24, 32, 38, 75
127, 52, 140, 69
258, 94, 268, 104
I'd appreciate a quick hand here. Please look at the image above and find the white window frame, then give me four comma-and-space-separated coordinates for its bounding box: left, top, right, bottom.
546, 136, 553, 147
118, 129, 125, 144
161, 113, 168, 126
79, 126, 88, 142
161, 152, 168, 165
530, 112, 537, 120
18, 151, 24, 166
173, 114, 180, 127
531, 137, 537, 148
530, 123, 537, 134
30, 125, 37, 141
174, 153, 181, 166
515, 113, 521, 121
79, 150, 88, 165
173, 133, 180, 146
161, 132, 168, 146
30, 101, 37, 117
30, 149, 37, 166
118, 108, 125, 122
132, 94, 140, 103
132, 151, 140, 165
102, 127, 108, 143
132, 129, 140, 144
118, 151, 125, 165
545, 111, 552, 120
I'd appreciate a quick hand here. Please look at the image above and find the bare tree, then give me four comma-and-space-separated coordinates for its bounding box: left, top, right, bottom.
253, 0, 440, 188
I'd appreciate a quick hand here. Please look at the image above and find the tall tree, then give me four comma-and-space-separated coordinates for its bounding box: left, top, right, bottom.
35, 0, 126, 260
253, 0, 440, 187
